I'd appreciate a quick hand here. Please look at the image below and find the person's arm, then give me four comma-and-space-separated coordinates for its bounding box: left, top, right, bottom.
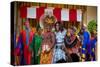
50, 32, 55, 50
37, 45, 42, 56
37, 36, 43, 56
66, 36, 76, 45
40, 34, 44, 53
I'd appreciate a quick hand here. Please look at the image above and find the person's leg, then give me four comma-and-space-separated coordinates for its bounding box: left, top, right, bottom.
86, 52, 91, 61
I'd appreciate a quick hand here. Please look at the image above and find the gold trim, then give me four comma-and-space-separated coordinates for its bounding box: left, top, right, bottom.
82, 54, 85, 58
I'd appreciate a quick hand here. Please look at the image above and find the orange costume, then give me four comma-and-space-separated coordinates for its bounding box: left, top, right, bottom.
40, 31, 55, 64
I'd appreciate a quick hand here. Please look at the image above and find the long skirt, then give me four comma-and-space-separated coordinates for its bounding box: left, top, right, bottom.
52, 44, 66, 63
40, 51, 53, 64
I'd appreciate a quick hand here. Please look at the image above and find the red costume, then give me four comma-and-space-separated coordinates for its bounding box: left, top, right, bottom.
21, 30, 34, 64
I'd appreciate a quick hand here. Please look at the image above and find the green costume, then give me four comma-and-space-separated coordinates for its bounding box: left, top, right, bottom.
30, 33, 42, 64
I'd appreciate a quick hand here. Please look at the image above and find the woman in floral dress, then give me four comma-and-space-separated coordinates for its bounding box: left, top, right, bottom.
52, 21, 67, 63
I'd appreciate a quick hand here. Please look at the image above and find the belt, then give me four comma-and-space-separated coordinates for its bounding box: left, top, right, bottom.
55, 45, 63, 49
56, 42, 64, 44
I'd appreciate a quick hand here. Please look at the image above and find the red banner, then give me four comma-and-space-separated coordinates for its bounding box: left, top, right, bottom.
53, 8, 61, 21
36, 7, 45, 20
20, 6, 27, 18
69, 9, 77, 22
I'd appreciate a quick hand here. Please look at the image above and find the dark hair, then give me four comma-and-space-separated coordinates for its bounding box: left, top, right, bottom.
55, 21, 64, 32
55, 21, 61, 26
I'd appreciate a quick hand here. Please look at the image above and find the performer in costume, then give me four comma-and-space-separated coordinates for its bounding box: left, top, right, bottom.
40, 24, 55, 64
65, 27, 81, 62
80, 24, 90, 61
21, 19, 34, 65
14, 26, 23, 65
89, 30, 97, 61
52, 21, 67, 63
14, 32, 19, 65
15, 32, 24, 65
29, 26, 42, 64
39, 11, 56, 64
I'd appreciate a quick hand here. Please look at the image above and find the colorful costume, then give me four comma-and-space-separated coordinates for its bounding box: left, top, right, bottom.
21, 29, 34, 65
16, 33, 24, 65
52, 29, 67, 63
30, 34, 42, 64
90, 37, 97, 61
40, 31, 55, 64
65, 35, 80, 62
81, 31, 90, 61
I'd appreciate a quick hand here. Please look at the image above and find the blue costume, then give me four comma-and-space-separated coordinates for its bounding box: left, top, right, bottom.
81, 31, 90, 61
17, 34, 25, 65
90, 37, 97, 61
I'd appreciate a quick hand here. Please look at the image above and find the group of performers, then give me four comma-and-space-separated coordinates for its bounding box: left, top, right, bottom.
13, 18, 97, 65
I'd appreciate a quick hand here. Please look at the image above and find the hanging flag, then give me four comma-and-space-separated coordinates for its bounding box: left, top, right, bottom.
20, 6, 27, 18
61, 9, 69, 21
77, 9, 82, 22
36, 7, 45, 20
69, 9, 77, 22
53, 8, 61, 21
27, 7, 36, 18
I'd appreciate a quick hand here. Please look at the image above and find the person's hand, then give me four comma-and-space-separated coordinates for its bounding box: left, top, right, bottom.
37, 50, 41, 56
47, 47, 50, 51
45, 48, 50, 53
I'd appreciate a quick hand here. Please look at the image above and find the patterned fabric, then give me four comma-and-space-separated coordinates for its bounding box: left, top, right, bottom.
52, 29, 67, 63
55, 29, 66, 43
40, 31, 54, 64
21, 30, 34, 65
40, 51, 53, 64
52, 43, 66, 63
